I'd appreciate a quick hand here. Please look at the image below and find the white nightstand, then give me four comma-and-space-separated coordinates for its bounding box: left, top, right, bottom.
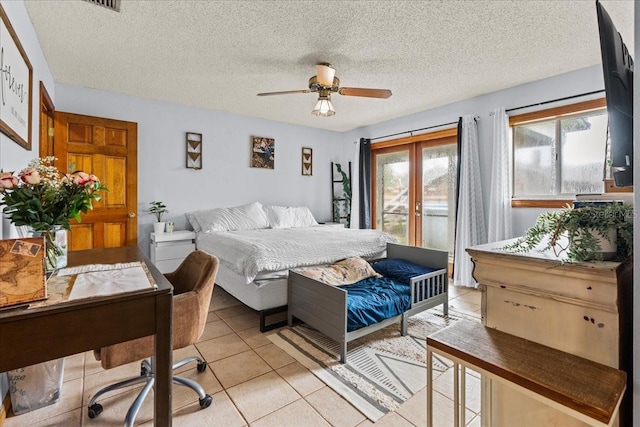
319, 222, 345, 228
150, 230, 196, 273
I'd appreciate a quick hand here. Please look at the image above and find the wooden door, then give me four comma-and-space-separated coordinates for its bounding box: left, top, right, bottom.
38, 82, 55, 158
371, 145, 415, 245
54, 112, 138, 250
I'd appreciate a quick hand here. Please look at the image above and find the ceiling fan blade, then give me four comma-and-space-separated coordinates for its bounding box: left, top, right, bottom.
338, 87, 392, 99
257, 90, 311, 96
316, 63, 336, 86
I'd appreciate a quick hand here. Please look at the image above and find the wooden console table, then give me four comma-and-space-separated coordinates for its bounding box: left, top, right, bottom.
0, 246, 174, 426
427, 320, 626, 427
466, 241, 632, 426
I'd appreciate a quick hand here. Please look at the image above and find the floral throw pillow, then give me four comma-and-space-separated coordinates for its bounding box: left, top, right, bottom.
298, 257, 381, 286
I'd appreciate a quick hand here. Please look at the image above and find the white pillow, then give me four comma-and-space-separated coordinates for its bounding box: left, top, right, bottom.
185, 211, 202, 232
298, 257, 381, 286
195, 202, 270, 232
264, 205, 318, 229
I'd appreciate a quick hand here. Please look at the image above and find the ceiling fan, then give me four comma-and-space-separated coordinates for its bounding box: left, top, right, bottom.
257, 63, 392, 117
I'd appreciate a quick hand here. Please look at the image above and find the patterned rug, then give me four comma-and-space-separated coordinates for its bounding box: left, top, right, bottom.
268, 307, 479, 421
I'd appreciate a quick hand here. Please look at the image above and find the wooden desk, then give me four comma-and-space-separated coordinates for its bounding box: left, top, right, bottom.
0, 246, 173, 426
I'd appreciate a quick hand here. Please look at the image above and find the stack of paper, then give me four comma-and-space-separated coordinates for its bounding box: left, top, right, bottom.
68, 265, 153, 300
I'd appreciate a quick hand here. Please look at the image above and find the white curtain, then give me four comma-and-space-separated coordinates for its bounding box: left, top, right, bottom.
487, 107, 513, 242
349, 141, 360, 229
453, 115, 487, 288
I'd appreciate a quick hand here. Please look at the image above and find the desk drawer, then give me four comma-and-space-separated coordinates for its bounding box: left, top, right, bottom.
154, 243, 195, 261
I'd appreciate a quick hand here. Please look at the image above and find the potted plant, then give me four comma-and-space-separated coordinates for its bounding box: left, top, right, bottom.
0, 156, 107, 271
333, 163, 352, 228
502, 202, 633, 263
149, 201, 169, 234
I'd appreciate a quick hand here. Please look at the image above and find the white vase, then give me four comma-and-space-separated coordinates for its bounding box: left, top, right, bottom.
570, 228, 617, 261
592, 228, 617, 260
153, 222, 166, 234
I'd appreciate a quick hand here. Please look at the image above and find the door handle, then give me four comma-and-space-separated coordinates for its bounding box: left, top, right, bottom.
128, 212, 137, 218
415, 201, 421, 216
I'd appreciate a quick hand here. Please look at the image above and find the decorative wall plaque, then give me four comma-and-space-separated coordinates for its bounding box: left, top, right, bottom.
302, 147, 312, 176
186, 132, 202, 169
251, 136, 275, 169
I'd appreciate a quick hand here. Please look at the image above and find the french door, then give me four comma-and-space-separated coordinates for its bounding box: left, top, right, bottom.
372, 130, 458, 258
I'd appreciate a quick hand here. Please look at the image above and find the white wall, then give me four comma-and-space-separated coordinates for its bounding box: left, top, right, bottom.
348, 65, 604, 236
0, 0, 55, 236
1, 0, 636, 417
54, 84, 348, 254
56, 65, 610, 250
0, 0, 55, 404
346, 65, 606, 238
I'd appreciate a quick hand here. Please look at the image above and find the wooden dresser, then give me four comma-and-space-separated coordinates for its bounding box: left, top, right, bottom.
466, 240, 632, 426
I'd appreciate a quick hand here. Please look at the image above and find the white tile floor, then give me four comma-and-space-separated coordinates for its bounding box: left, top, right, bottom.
4, 285, 482, 427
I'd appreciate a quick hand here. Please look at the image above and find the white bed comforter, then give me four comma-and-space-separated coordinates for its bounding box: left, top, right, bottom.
196, 226, 396, 283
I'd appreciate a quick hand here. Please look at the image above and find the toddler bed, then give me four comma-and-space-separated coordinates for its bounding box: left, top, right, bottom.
287, 243, 448, 362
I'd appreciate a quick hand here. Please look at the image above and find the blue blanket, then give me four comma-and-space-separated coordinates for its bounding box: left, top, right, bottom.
339, 277, 411, 332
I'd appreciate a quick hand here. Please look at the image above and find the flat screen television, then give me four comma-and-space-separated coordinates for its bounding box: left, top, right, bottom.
596, 0, 634, 187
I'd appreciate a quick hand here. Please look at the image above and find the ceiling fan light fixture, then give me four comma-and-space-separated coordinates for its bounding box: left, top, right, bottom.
316, 63, 336, 87
311, 95, 335, 117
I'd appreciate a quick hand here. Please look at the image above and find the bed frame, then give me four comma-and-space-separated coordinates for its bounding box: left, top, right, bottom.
287, 243, 449, 362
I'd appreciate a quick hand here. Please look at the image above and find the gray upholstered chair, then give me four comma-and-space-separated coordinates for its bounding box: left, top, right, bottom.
87, 250, 219, 426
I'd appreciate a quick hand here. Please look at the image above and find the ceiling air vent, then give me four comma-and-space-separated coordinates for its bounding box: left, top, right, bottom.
82, 0, 121, 12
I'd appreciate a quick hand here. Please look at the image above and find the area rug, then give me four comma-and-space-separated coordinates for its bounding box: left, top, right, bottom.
268, 307, 479, 421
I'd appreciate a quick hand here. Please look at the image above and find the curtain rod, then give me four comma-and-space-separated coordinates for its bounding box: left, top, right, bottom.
496, 89, 605, 115
368, 117, 478, 142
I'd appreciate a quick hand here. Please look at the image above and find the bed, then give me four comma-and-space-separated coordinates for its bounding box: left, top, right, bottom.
287, 243, 449, 362
187, 202, 397, 330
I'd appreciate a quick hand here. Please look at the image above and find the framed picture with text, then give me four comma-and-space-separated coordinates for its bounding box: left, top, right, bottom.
0, 5, 33, 150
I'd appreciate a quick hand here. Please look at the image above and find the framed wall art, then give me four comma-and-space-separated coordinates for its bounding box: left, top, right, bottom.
186, 132, 202, 169
251, 136, 275, 169
302, 147, 312, 176
0, 5, 33, 150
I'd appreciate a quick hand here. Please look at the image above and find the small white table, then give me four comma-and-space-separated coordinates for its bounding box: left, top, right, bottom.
318, 222, 345, 228
150, 230, 196, 273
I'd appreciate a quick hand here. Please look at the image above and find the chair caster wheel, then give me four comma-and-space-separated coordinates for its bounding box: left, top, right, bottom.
199, 394, 213, 408
197, 361, 207, 372
88, 403, 103, 419
140, 361, 150, 376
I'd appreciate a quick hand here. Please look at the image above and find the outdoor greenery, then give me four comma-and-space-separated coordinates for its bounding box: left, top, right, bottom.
502, 203, 633, 263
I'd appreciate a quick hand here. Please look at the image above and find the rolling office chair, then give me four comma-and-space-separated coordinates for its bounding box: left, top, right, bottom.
87, 250, 219, 426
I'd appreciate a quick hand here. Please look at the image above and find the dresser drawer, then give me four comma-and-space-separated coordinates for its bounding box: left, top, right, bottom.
154, 242, 195, 261
156, 258, 185, 274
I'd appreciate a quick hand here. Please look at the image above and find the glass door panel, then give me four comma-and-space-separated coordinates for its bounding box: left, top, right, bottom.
375, 150, 410, 244
420, 144, 457, 256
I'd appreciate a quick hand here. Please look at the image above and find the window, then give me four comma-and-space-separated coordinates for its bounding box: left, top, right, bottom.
510, 98, 608, 207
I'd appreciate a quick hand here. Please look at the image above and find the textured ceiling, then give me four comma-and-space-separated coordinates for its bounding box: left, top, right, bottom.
23, 0, 634, 132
